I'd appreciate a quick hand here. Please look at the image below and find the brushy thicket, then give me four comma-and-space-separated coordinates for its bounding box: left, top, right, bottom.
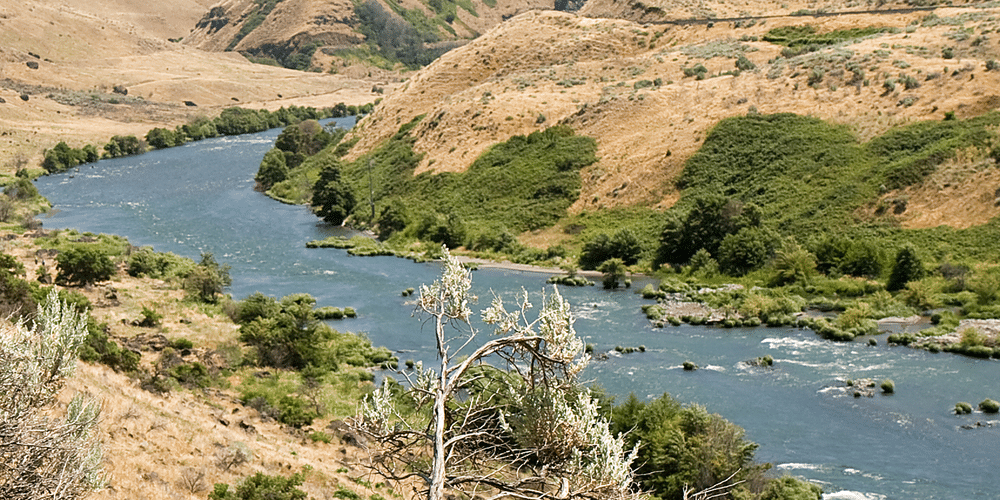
266, 117, 598, 251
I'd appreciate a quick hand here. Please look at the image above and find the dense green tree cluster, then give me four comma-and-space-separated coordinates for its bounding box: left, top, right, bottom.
656, 194, 767, 272
233, 292, 394, 370
41, 142, 100, 172
255, 120, 345, 190
611, 393, 822, 500
103, 135, 144, 158
579, 228, 643, 270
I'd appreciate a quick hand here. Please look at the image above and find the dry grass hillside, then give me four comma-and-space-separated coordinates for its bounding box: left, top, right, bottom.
184, 0, 556, 75
345, 5, 1000, 230
577, 0, 970, 22
0, 0, 386, 173
1, 232, 387, 500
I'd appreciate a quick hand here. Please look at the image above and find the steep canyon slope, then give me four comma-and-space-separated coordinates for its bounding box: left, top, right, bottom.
344, 4, 1000, 231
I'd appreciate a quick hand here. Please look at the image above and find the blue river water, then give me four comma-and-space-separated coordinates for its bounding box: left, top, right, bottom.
34, 118, 998, 499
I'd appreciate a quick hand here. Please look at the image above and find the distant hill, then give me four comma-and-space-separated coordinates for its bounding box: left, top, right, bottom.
182, 0, 562, 75
0, 0, 383, 171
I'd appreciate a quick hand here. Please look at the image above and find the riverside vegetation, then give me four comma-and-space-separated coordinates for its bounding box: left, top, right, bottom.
260, 109, 1000, 359
0, 186, 824, 499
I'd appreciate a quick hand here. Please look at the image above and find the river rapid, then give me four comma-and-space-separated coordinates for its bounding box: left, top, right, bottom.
35, 119, 999, 500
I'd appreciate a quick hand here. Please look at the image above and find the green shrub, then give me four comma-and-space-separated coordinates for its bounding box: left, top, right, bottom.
184, 253, 232, 303
256, 149, 289, 189
78, 318, 140, 373
209, 472, 307, 500
979, 399, 999, 413
313, 306, 344, 320
683, 63, 708, 79
145, 127, 183, 149
170, 361, 213, 389
170, 337, 194, 350
56, 245, 117, 286
127, 247, 194, 279
237, 293, 393, 370
140, 306, 164, 327
880, 379, 895, 394
333, 488, 362, 500
955, 402, 973, 414
610, 394, 768, 499
759, 475, 823, 500
598, 258, 627, 289
309, 431, 332, 443
103, 135, 144, 158
277, 395, 318, 428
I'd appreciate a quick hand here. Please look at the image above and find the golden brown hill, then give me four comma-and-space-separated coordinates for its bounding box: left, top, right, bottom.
0, 0, 384, 172
344, 7, 1000, 231
577, 0, 951, 22
184, 0, 557, 75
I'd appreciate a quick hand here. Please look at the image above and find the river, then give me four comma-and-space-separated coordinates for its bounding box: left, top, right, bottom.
35, 118, 998, 500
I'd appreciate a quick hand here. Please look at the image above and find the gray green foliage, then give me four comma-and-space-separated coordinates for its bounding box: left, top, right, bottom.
0, 290, 106, 500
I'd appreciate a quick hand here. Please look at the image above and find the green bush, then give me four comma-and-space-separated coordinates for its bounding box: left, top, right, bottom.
313, 163, 356, 226
210, 472, 307, 500
145, 127, 183, 149
598, 258, 627, 289
610, 394, 770, 499
309, 431, 332, 443
979, 399, 999, 413
759, 475, 823, 500
140, 306, 164, 327
256, 149, 289, 190
127, 247, 194, 279
277, 395, 318, 428
103, 135, 144, 158
184, 253, 232, 303
313, 306, 344, 320
880, 379, 895, 394
717, 226, 777, 276
78, 317, 140, 373
56, 244, 117, 286
170, 337, 194, 350
236, 293, 393, 370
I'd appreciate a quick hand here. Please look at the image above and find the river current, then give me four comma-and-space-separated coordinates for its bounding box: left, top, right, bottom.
35, 118, 998, 499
